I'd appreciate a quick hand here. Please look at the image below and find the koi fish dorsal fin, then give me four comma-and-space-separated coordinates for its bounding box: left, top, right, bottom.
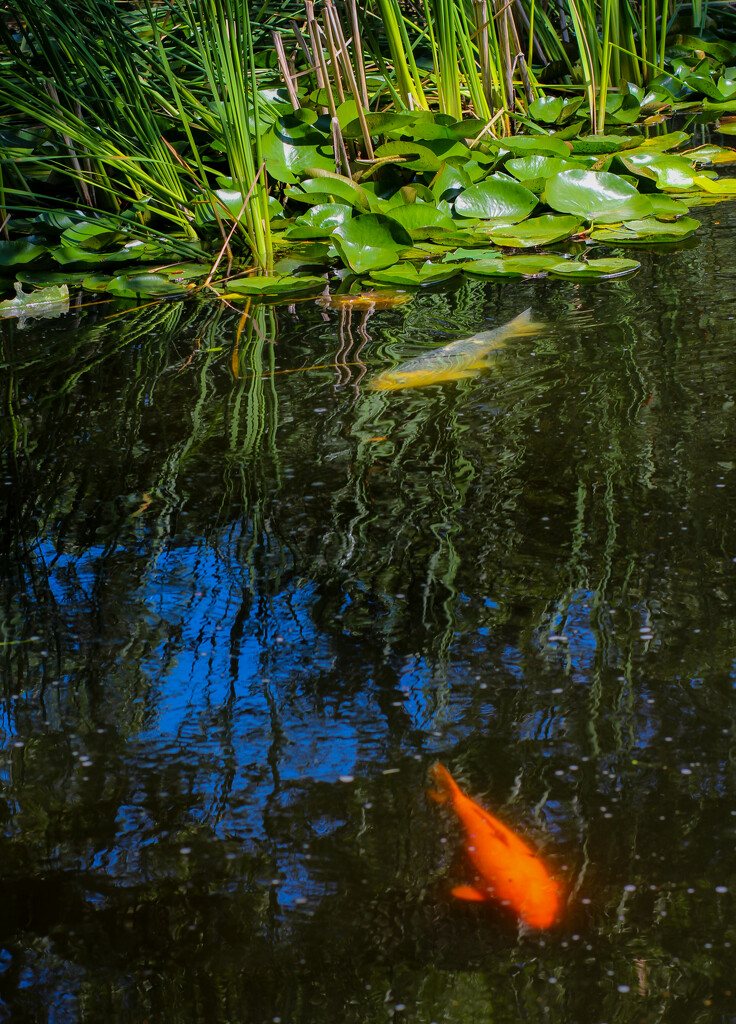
427, 762, 462, 804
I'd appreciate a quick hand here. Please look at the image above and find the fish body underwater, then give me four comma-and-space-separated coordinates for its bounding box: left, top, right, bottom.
429, 762, 560, 929
369, 307, 544, 391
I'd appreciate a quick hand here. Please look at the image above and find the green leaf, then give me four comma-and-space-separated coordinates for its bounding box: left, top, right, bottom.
455, 180, 538, 222
491, 214, 584, 247
617, 150, 701, 189
385, 204, 455, 235
547, 257, 640, 278
342, 111, 417, 139
505, 155, 587, 181
225, 274, 326, 297
286, 203, 353, 239
544, 169, 653, 223
332, 214, 412, 273
528, 96, 584, 124
570, 135, 639, 155
286, 174, 371, 211
463, 254, 562, 276
494, 135, 572, 158
369, 260, 459, 286
106, 273, 188, 298
432, 163, 473, 201
0, 239, 47, 266
590, 215, 701, 243
261, 119, 334, 183
16, 271, 87, 287
373, 141, 443, 172
0, 282, 69, 319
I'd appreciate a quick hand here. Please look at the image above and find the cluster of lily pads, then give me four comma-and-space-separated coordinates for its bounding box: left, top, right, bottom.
2, 112, 736, 310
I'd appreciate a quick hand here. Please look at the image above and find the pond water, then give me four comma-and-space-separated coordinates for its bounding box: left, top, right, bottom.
2, 199, 736, 1023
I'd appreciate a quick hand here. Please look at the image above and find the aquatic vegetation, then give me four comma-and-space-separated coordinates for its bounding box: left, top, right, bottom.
429, 763, 561, 928
2, 0, 736, 304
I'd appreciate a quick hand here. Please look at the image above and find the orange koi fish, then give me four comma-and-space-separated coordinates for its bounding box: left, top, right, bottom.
429, 762, 560, 929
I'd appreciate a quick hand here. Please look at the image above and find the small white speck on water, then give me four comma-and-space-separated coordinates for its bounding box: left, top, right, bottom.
180, 847, 191, 856
339, 775, 354, 783
716, 886, 729, 893
617, 985, 630, 994
624, 884, 636, 892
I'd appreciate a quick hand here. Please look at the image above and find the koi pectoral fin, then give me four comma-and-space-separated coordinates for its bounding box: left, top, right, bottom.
451, 884, 488, 902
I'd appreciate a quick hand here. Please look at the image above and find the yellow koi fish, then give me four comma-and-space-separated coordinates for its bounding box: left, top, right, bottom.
369, 307, 544, 391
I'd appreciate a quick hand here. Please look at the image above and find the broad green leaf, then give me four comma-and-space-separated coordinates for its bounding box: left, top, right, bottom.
107, 273, 188, 297
455, 180, 537, 222
547, 257, 640, 278
491, 214, 584, 247
332, 214, 412, 273
16, 271, 87, 287
385, 204, 455, 234
692, 175, 736, 194
0, 282, 69, 319
0, 239, 46, 266
590, 215, 701, 243
432, 163, 473, 201
382, 184, 436, 208
286, 174, 370, 211
60, 219, 125, 251
463, 254, 562, 276
544, 169, 653, 222
570, 135, 639, 155
618, 151, 701, 189
637, 130, 691, 151
82, 274, 114, 292
441, 248, 503, 262
505, 155, 587, 181
373, 141, 442, 172
342, 111, 417, 139
225, 274, 326, 297
369, 261, 459, 286
261, 119, 334, 183
286, 203, 353, 239
682, 144, 736, 164
494, 135, 572, 158
529, 96, 584, 124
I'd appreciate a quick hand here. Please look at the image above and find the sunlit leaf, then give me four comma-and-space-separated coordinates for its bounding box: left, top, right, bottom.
491, 214, 584, 247
590, 215, 701, 243
0, 239, 47, 266
225, 274, 326, 297
286, 203, 353, 239
547, 257, 640, 278
544, 169, 653, 222
332, 214, 412, 273
373, 141, 443, 172
369, 260, 459, 286
455, 180, 537, 222
0, 282, 69, 319
106, 273, 189, 297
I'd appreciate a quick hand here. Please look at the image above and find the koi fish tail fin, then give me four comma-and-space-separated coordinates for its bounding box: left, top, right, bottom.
503, 307, 545, 338
427, 762, 461, 804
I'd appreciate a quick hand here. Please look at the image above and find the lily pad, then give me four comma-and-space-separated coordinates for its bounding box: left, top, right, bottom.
225, 274, 327, 297
286, 174, 371, 211
505, 155, 587, 181
106, 273, 189, 298
463, 254, 563, 277
0, 282, 69, 319
617, 150, 702, 189
373, 141, 442, 172
491, 214, 585, 247
455, 180, 538, 222
0, 239, 47, 266
547, 257, 640, 278
544, 169, 653, 223
286, 203, 353, 239
369, 261, 459, 286
590, 216, 701, 243
385, 204, 455, 235
332, 214, 412, 274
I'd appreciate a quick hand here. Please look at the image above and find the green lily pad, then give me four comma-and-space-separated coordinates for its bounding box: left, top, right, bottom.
369, 260, 459, 286
505, 155, 587, 182
545, 169, 653, 222
547, 257, 640, 278
455, 180, 538, 222
16, 270, 88, 287
590, 215, 701, 243
528, 96, 585, 124
617, 150, 701, 189
570, 135, 639, 155
491, 213, 585, 247
432, 163, 473, 201
373, 141, 442, 172
0, 282, 69, 319
225, 274, 326, 297
0, 239, 47, 266
286, 203, 353, 239
494, 135, 572, 158
691, 174, 736, 195
106, 273, 188, 298
342, 111, 417, 139
463, 254, 562, 277
286, 174, 370, 211
385, 204, 455, 234
332, 214, 412, 273
260, 118, 334, 184
682, 144, 736, 164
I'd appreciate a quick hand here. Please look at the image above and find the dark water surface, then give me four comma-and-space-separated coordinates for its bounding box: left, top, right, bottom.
3, 202, 736, 1023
